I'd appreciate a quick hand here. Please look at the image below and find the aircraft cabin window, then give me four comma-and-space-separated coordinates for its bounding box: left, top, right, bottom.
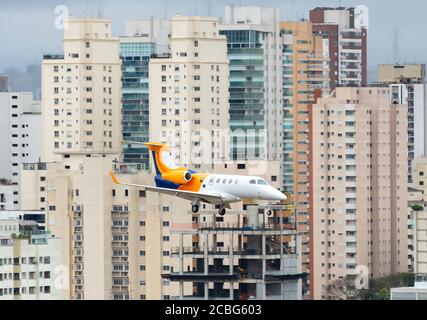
235, 180, 239, 184
228, 179, 233, 184
249, 180, 256, 184
222, 179, 227, 184
216, 179, 221, 184
257, 179, 268, 185
209, 177, 214, 184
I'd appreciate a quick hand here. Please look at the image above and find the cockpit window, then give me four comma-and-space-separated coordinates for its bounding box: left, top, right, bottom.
257, 179, 268, 185
249, 179, 256, 184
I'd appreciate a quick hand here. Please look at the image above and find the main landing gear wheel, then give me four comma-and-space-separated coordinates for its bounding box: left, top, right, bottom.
191, 204, 199, 213
219, 206, 226, 216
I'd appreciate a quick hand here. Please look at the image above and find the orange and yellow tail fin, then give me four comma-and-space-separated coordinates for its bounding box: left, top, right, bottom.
144, 142, 178, 175
109, 171, 120, 185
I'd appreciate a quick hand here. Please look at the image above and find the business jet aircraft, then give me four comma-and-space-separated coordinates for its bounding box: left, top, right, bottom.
109, 142, 286, 216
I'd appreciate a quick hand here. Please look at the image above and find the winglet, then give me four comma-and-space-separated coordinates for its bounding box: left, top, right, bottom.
109, 171, 120, 185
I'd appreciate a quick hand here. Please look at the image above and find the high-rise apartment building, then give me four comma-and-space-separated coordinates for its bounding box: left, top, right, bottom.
0, 91, 41, 209
311, 87, 408, 299
120, 19, 170, 167
0, 183, 17, 211
42, 17, 122, 162
310, 7, 368, 89
378, 64, 427, 182
149, 16, 230, 166
21, 156, 169, 300
220, 6, 282, 162
414, 158, 427, 202
0, 219, 66, 300
280, 21, 330, 285
407, 186, 426, 274
378, 64, 426, 84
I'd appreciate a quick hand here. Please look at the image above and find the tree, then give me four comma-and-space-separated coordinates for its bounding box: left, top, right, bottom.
0, 177, 12, 185
411, 203, 424, 211
325, 273, 415, 300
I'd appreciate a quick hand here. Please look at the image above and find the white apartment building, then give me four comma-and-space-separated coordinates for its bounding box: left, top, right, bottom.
0, 91, 42, 209
311, 87, 409, 299
0, 185, 15, 211
42, 17, 122, 162
0, 210, 46, 230
149, 15, 230, 167
220, 6, 283, 162
0, 219, 65, 300
389, 83, 427, 182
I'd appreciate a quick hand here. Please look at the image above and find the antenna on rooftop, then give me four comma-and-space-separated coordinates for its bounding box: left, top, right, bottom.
393, 28, 400, 64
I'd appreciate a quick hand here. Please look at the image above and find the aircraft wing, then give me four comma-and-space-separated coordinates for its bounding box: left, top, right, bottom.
109, 171, 223, 204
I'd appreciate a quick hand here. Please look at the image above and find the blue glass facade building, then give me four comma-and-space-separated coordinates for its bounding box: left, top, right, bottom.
219, 30, 265, 160
120, 42, 154, 168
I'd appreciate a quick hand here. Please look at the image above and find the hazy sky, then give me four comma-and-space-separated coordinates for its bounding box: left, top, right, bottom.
0, 0, 426, 73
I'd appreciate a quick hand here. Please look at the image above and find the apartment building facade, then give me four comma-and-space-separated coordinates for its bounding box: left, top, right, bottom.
120, 18, 170, 167
149, 16, 230, 167
378, 64, 427, 182
311, 87, 408, 299
280, 21, 330, 285
0, 91, 42, 209
310, 7, 367, 89
220, 6, 282, 162
0, 220, 65, 300
42, 18, 122, 162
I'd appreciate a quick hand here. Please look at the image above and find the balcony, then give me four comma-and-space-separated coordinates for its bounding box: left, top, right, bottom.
197, 222, 296, 233
112, 162, 145, 174
43, 54, 64, 60
23, 163, 47, 171
150, 53, 172, 59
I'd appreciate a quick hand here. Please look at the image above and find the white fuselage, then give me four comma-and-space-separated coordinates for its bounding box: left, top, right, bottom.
199, 174, 286, 203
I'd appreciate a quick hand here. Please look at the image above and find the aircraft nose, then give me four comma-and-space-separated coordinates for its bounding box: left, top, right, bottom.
270, 187, 286, 202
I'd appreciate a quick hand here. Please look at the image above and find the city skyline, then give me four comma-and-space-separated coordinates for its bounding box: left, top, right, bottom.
1, 0, 427, 76
1, 1, 427, 302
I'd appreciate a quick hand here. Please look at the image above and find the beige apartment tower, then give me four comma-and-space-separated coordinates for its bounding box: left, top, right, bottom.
280, 21, 329, 292
311, 87, 409, 299
149, 16, 230, 166
42, 18, 122, 162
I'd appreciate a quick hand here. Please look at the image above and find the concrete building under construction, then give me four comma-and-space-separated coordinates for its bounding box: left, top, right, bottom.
164, 204, 303, 300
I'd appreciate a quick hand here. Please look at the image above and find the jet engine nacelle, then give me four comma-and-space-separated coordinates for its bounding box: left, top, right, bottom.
162, 170, 193, 184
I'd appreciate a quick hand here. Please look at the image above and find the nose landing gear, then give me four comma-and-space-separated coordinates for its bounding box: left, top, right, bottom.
191, 204, 200, 213
218, 206, 226, 216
